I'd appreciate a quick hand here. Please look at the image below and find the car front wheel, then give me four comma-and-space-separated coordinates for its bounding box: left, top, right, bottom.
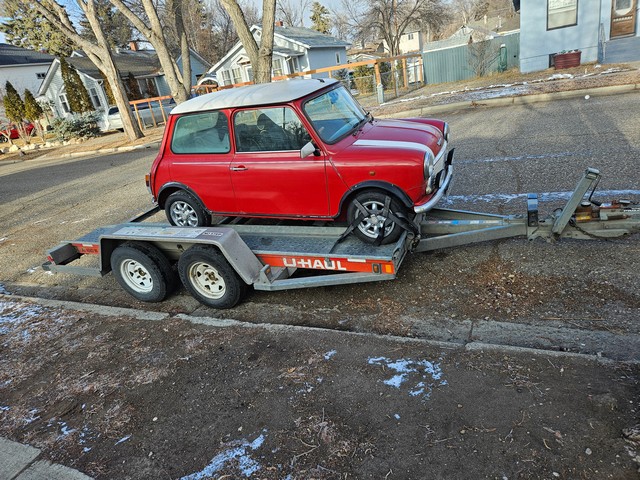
165, 191, 211, 227
347, 191, 408, 245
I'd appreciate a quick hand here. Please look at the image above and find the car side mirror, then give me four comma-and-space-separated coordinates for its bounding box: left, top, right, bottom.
300, 141, 318, 158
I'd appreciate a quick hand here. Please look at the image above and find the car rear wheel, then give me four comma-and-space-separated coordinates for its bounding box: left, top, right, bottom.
165, 191, 211, 227
347, 190, 407, 245
178, 245, 246, 309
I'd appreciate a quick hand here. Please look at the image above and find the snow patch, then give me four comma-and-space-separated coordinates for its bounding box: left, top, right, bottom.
180, 430, 267, 479
115, 435, 131, 445
368, 356, 447, 400
0, 284, 11, 295
443, 189, 640, 206
324, 350, 337, 360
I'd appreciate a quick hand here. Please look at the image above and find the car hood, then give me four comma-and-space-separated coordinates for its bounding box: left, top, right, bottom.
348, 118, 443, 155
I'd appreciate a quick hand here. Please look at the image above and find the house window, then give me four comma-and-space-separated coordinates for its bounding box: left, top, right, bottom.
221, 70, 231, 86
407, 33, 414, 40
272, 58, 284, 76
59, 93, 70, 114
246, 67, 254, 81
89, 87, 101, 109
547, 0, 578, 30
286, 57, 297, 74
36, 72, 46, 79
335, 52, 341, 64
231, 67, 242, 84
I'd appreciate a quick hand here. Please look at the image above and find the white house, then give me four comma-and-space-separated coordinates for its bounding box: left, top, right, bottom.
520, 0, 640, 73
38, 48, 210, 119
0, 43, 54, 120
208, 25, 351, 86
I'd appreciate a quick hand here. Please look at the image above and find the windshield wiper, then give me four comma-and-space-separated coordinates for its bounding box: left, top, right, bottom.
352, 113, 371, 136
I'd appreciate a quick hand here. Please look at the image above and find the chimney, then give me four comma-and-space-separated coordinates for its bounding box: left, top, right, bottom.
275, 21, 284, 27
129, 41, 138, 51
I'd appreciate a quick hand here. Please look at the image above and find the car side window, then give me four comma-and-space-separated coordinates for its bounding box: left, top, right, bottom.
234, 107, 311, 153
171, 111, 230, 154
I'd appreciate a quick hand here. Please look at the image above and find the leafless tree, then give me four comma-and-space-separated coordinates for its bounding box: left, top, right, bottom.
339, 0, 444, 56
277, 0, 309, 27
467, 37, 498, 76
30, 0, 143, 140
220, 0, 276, 83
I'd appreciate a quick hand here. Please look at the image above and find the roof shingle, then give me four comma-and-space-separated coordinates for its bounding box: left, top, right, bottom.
0, 43, 55, 67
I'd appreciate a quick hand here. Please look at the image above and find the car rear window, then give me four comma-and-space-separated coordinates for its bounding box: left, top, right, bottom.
171, 111, 230, 154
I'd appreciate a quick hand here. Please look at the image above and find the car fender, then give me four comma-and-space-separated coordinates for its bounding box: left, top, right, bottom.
338, 181, 414, 215
157, 182, 208, 211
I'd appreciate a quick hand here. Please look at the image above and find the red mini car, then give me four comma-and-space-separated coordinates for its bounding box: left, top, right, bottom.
148, 79, 453, 244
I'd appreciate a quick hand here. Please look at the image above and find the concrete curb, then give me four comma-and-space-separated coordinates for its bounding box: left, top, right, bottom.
381, 83, 640, 118
48, 140, 161, 160
0, 437, 92, 480
2, 293, 631, 364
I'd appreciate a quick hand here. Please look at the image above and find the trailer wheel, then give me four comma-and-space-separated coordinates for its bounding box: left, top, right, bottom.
111, 242, 177, 303
165, 191, 211, 227
178, 245, 245, 309
347, 190, 405, 245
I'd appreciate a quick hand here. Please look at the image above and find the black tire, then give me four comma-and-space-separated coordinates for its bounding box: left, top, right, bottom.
110, 242, 177, 303
165, 190, 211, 227
346, 190, 407, 245
178, 245, 246, 309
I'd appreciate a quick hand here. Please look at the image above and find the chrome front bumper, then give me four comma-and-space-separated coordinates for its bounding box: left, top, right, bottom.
414, 149, 454, 214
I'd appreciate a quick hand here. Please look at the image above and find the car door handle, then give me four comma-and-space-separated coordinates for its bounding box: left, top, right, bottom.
230, 166, 248, 171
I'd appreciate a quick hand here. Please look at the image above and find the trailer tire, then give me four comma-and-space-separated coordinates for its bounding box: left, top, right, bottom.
111, 242, 177, 303
347, 190, 406, 245
178, 245, 245, 309
165, 191, 211, 227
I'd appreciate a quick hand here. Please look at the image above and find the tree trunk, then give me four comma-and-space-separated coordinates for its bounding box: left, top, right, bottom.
220, 0, 276, 84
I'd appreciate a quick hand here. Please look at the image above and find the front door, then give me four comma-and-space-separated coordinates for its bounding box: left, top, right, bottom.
611, 0, 637, 38
230, 106, 329, 218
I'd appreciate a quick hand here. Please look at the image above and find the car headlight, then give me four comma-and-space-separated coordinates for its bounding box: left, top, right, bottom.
443, 122, 450, 142
423, 146, 435, 180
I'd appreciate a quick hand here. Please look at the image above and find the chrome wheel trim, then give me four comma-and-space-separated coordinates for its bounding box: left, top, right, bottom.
355, 200, 395, 239
188, 262, 226, 299
170, 201, 199, 227
120, 259, 154, 293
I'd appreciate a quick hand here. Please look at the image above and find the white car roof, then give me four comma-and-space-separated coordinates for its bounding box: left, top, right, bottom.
172, 78, 339, 114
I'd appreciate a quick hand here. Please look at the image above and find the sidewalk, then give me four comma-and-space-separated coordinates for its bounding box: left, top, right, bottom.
0, 437, 92, 479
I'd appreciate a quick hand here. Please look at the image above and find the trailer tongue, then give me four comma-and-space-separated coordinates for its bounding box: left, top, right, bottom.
43, 168, 640, 309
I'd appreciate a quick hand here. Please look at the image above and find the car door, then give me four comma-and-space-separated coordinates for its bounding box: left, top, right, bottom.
230, 106, 329, 217
167, 111, 237, 214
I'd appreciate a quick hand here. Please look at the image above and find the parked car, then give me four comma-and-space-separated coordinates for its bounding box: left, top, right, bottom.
147, 79, 453, 244
0, 122, 34, 142
100, 99, 175, 132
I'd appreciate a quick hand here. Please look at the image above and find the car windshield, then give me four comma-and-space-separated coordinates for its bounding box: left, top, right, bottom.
303, 86, 367, 143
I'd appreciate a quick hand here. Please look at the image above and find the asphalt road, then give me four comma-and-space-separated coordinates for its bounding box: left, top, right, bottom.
1, 92, 639, 358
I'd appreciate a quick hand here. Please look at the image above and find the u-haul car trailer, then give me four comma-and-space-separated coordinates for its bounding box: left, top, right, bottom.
43, 168, 640, 309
